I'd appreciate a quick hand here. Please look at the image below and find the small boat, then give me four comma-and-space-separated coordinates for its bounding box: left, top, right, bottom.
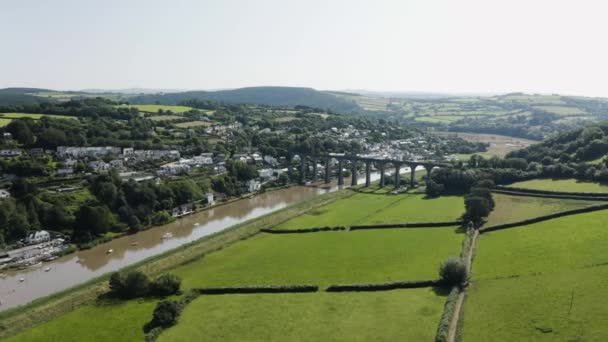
44, 267, 51, 272
162, 232, 173, 239
0, 273, 7, 278
76, 259, 84, 264
17, 261, 42, 270
42, 255, 58, 262
19, 278, 25, 282
130, 242, 138, 246
106, 249, 114, 254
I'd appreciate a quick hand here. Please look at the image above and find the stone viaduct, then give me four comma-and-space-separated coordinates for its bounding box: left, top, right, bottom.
286, 153, 450, 189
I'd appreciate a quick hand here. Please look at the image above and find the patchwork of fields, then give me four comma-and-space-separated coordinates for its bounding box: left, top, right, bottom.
508, 178, 608, 193
8, 177, 608, 341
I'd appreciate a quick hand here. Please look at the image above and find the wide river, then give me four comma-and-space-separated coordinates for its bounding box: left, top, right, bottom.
0, 167, 422, 311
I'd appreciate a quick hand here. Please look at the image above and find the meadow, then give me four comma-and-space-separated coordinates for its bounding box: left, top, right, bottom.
174, 121, 213, 128
508, 178, 608, 193
474, 210, 608, 280
463, 264, 608, 341
170, 228, 463, 288
149, 115, 185, 122
4, 299, 158, 342
275, 192, 463, 229
159, 289, 446, 342
483, 193, 600, 227
0, 112, 77, 121
117, 104, 193, 113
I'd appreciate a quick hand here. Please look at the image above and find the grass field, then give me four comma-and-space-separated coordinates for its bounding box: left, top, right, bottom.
0, 118, 12, 127
464, 265, 608, 342
117, 104, 193, 113
275, 192, 463, 229
149, 115, 184, 122
5, 298, 158, 342
0, 112, 77, 120
174, 121, 213, 128
483, 193, 600, 227
508, 178, 608, 193
160, 289, 446, 342
474, 210, 608, 280
533, 105, 586, 116
171, 228, 463, 288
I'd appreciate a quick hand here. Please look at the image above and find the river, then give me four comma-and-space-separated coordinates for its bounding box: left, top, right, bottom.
0, 167, 422, 311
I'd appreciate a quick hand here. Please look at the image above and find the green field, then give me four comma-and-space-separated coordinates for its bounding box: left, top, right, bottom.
533, 105, 586, 116
508, 178, 608, 193
117, 104, 193, 113
464, 261, 608, 341
474, 210, 608, 280
0, 112, 77, 120
171, 228, 463, 288
483, 193, 599, 227
160, 289, 446, 342
275, 192, 463, 229
149, 115, 184, 121
0, 118, 12, 127
174, 121, 213, 128
5, 299, 157, 342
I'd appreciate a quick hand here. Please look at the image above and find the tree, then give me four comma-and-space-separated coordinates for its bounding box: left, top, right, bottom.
109, 271, 151, 299
425, 180, 444, 197
151, 274, 181, 296
463, 196, 490, 224
6, 119, 34, 145
37, 128, 67, 148
439, 257, 467, 286
151, 300, 180, 328
73, 205, 112, 242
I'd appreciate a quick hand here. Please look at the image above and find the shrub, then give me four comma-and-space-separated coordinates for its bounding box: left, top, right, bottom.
439, 257, 467, 287
425, 180, 445, 197
109, 270, 151, 299
151, 300, 181, 328
151, 274, 182, 296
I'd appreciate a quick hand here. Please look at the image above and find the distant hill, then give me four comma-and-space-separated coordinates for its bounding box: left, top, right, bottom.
0, 88, 57, 105
128, 87, 362, 113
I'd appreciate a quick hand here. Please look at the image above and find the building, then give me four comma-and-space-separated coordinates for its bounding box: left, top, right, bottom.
0, 149, 22, 157
205, 192, 214, 205
88, 160, 110, 173
25, 230, 51, 245
57, 146, 121, 158
0, 189, 10, 199
246, 179, 261, 193
258, 168, 274, 180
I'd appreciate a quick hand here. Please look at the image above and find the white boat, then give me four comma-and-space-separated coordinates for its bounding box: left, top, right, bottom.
162, 232, 173, 239
106, 249, 114, 254
130, 242, 138, 246
19, 277, 25, 282
44, 267, 51, 272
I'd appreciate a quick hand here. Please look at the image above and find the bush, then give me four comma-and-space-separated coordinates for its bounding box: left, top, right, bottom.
151, 274, 182, 296
151, 300, 181, 328
439, 257, 467, 287
109, 270, 151, 299
425, 180, 445, 197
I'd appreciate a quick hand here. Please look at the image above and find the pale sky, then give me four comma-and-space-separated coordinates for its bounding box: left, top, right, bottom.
2, 0, 608, 96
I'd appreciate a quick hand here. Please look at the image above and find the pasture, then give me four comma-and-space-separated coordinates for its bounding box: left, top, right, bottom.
159, 289, 446, 342
434, 132, 537, 157
0, 112, 77, 120
170, 228, 463, 288
4, 298, 158, 342
473, 210, 608, 280
117, 104, 193, 113
174, 121, 213, 128
149, 115, 184, 122
274, 192, 463, 229
463, 265, 608, 341
508, 178, 608, 193
483, 193, 599, 227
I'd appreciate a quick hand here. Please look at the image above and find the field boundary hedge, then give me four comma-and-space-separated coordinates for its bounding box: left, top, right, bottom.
435, 286, 461, 342
262, 221, 462, 234
481, 203, 608, 233
350, 221, 462, 230
260, 227, 346, 234
497, 185, 608, 197
493, 189, 608, 201
196, 285, 319, 294
325, 280, 438, 292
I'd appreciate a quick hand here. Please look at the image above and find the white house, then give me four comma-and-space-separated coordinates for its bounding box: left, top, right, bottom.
205, 192, 214, 205
246, 180, 261, 193
25, 230, 51, 244
0, 189, 10, 199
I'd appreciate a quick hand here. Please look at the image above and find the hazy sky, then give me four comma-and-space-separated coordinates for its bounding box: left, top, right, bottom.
2, 0, 608, 96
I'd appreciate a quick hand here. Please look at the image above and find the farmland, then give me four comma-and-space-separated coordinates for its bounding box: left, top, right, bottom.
174, 121, 213, 128
465, 209, 608, 341
159, 289, 446, 342
434, 132, 537, 157
0, 112, 77, 121
170, 227, 463, 288
508, 178, 608, 193
483, 193, 600, 227
275, 192, 463, 229
116, 104, 194, 113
